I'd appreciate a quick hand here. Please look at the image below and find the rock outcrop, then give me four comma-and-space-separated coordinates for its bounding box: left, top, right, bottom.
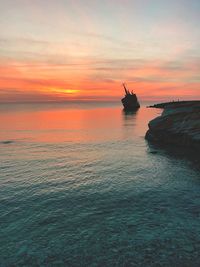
145, 101, 200, 152
121, 84, 140, 111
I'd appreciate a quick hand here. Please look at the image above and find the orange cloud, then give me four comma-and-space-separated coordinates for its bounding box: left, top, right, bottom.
0, 56, 200, 102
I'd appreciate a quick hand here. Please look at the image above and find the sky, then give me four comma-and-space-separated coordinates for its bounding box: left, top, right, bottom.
0, 0, 200, 102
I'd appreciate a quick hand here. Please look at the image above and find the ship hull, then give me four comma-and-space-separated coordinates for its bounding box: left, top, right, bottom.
121, 96, 140, 111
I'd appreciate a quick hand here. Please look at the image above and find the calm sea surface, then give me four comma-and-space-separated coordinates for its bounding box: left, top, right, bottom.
0, 102, 200, 267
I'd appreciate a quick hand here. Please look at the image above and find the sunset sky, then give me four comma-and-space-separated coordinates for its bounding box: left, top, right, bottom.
0, 0, 200, 102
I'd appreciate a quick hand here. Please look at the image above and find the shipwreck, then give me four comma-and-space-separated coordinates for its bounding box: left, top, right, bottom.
121, 83, 140, 111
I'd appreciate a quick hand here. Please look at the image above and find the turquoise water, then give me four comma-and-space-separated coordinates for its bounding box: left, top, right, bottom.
0, 103, 200, 267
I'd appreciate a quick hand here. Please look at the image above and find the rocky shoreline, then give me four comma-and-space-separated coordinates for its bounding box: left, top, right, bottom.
145, 101, 200, 152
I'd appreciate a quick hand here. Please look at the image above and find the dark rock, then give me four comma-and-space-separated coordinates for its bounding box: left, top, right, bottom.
1, 140, 14, 144
145, 101, 200, 152
149, 151, 158, 154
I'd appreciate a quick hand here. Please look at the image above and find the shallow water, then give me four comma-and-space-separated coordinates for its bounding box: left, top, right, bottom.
0, 102, 200, 267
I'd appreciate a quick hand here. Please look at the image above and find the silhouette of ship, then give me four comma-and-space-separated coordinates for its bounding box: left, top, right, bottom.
121, 83, 140, 111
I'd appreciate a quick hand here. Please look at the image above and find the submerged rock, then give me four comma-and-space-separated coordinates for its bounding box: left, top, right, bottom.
145, 101, 200, 152
121, 83, 140, 111
1, 140, 14, 144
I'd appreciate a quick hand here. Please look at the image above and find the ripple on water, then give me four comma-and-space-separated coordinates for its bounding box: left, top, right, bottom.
0, 106, 200, 266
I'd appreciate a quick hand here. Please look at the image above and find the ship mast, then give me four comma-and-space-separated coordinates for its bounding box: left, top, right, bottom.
122, 83, 129, 95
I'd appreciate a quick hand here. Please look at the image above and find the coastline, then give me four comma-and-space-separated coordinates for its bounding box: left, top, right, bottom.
145, 101, 200, 152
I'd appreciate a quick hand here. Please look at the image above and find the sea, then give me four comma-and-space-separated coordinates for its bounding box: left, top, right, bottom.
0, 102, 200, 267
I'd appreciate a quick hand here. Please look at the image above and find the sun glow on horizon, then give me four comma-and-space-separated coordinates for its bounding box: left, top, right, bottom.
49, 88, 80, 95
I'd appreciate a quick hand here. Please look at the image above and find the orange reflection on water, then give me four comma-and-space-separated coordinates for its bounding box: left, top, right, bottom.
0, 103, 160, 143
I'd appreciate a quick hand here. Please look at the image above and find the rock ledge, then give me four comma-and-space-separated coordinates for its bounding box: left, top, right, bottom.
145, 101, 200, 152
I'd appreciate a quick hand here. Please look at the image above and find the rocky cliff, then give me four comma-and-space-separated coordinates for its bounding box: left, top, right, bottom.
145, 101, 200, 152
